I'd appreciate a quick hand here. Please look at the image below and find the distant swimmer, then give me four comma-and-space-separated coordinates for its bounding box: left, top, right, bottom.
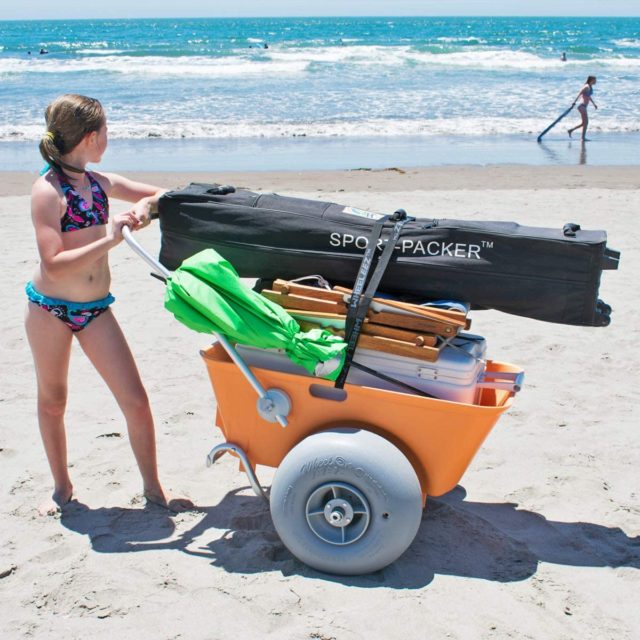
568, 75, 598, 141
560, 52, 567, 61
39, 48, 48, 55
263, 43, 269, 49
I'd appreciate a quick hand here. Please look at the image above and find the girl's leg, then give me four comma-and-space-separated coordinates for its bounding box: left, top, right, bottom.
567, 107, 587, 138
581, 109, 589, 140
24, 303, 74, 513
569, 107, 588, 137
75, 309, 191, 511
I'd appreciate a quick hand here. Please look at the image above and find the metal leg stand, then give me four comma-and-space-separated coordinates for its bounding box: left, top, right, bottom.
206, 442, 270, 503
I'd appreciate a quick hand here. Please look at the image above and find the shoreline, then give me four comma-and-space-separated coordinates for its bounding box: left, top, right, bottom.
1, 133, 639, 174
1, 164, 639, 197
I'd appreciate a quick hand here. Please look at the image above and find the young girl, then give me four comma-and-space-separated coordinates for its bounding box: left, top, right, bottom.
26, 94, 192, 514
568, 75, 598, 140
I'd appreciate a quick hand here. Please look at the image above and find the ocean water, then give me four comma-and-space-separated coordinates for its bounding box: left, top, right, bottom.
1, 16, 639, 169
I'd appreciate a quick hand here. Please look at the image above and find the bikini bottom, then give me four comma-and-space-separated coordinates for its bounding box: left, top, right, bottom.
26, 281, 115, 332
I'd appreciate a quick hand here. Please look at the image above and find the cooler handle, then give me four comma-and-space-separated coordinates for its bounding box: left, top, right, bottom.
477, 370, 524, 394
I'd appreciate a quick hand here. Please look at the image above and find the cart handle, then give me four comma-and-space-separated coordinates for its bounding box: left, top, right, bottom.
122, 226, 289, 427
123, 224, 171, 280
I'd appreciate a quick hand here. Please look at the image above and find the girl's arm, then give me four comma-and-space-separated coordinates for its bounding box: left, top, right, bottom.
590, 95, 598, 109
573, 84, 588, 105
31, 180, 136, 280
97, 172, 167, 227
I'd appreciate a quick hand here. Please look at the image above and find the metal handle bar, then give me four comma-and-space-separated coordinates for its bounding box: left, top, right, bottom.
122, 225, 171, 279
122, 226, 288, 427
478, 370, 525, 394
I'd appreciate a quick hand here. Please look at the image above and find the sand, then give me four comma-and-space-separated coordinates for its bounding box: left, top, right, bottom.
0, 166, 638, 639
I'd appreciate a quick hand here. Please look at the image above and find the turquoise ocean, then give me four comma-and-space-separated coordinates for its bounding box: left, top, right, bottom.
1, 16, 639, 170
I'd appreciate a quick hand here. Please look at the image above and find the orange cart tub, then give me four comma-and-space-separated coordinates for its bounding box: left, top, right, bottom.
201, 342, 518, 501
121, 223, 524, 575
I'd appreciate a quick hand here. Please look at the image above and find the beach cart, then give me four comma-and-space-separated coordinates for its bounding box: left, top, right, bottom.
125, 228, 523, 575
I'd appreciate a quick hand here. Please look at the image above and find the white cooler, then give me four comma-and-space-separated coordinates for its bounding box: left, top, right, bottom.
235, 333, 489, 404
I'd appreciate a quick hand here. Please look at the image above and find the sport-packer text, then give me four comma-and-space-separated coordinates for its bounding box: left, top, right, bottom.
329, 233, 483, 258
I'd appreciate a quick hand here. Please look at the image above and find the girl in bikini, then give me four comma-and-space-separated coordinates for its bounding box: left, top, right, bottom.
568, 75, 598, 140
26, 94, 193, 514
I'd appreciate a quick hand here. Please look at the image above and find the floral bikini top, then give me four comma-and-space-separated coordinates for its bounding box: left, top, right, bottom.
54, 168, 109, 232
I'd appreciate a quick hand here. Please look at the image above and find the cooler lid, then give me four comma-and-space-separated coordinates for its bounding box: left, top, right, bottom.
353, 346, 484, 384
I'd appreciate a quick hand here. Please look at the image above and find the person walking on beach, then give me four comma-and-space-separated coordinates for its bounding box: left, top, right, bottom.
568, 76, 598, 140
26, 94, 193, 515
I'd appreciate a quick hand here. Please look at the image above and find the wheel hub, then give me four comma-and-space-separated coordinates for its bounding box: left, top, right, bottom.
324, 499, 354, 527
305, 482, 371, 545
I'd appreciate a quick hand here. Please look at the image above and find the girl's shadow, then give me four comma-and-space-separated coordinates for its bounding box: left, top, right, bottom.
61, 485, 639, 588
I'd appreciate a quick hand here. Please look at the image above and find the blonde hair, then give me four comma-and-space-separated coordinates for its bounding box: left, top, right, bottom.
39, 94, 105, 175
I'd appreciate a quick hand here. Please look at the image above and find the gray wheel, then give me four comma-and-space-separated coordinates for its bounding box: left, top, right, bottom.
269, 428, 423, 575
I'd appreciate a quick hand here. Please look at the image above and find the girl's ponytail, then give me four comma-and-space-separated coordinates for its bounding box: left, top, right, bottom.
39, 130, 62, 171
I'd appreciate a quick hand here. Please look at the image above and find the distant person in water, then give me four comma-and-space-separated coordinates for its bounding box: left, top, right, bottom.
568, 76, 597, 140
39, 48, 48, 55
560, 52, 567, 62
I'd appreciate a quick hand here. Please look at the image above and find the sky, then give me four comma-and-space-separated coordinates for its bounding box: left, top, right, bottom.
0, 0, 638, 20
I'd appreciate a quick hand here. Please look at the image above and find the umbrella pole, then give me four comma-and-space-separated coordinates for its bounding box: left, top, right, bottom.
123, 227, 290, 427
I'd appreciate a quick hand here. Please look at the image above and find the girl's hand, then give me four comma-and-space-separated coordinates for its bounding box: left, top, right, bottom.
129, 198, 153, 229
109, 211, 138, 245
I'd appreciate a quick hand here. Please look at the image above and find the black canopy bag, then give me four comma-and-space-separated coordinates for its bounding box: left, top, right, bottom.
158, 183, 620, 327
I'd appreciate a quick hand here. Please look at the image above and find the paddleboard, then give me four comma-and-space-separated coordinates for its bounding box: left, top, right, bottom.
537, 104, 574, 142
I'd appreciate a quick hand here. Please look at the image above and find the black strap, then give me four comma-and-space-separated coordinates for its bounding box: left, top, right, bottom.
149, 271, 167, 284
349, 360, 438, 399
335, 209, 411, 388
344, 215, 390, 337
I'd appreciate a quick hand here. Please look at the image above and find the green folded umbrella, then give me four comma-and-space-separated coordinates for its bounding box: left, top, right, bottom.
164, 249, 347, 381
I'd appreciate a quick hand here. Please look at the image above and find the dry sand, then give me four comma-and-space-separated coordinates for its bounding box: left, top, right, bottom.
0, 166, 638, 639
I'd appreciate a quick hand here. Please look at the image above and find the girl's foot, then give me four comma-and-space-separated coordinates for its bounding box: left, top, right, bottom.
39, 485, 73, 516
144, 489, 194, 513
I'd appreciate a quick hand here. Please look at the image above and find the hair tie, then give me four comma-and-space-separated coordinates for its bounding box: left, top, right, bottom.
44, 131, 55, 141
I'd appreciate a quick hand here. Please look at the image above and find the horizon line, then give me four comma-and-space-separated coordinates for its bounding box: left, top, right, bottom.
0, 14, 638, 22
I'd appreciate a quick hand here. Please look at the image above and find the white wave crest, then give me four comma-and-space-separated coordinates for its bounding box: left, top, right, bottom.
263, 46, 640, 70
2, 116, 637, 142
42, 40, 110, 50
75, 49, 125, 55
1, 46, 639, 77
407, 49, 640, 70
0, 55, 308, 77
436, 36, 487, 44
612, 38, 640, 48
